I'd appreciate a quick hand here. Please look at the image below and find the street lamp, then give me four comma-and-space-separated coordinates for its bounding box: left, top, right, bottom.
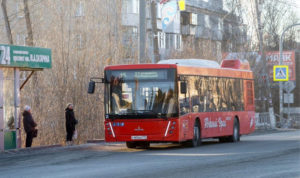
279, 23, 300, 127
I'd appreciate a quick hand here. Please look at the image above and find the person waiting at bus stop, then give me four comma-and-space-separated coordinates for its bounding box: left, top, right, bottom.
23, 105, 37, 147
65, 103, 78, 146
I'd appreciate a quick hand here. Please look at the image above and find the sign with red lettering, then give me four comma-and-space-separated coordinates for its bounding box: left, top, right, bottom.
160, 0, 169, 4
266, 51, 295, 81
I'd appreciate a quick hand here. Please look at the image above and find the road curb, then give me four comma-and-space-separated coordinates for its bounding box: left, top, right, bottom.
1, 144, 62, 154
87, 139, 105, 144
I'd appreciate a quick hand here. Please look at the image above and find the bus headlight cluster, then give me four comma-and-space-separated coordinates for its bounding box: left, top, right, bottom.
169, 121, 176, 134
105, 123, 112, 135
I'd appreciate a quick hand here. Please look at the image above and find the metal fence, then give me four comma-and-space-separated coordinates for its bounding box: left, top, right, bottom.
290, 114, 300, 128
255, 112, 271, 129
256, 112, 300, 129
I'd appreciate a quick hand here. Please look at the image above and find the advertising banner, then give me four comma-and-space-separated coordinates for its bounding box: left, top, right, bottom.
161, 1, 177, 32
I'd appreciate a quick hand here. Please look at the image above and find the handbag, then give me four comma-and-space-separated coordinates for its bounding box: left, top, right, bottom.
73, 130, 78, 139
33, 129, 38, 137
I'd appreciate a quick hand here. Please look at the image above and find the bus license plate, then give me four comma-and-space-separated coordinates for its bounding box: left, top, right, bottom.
131, 136, 147, 140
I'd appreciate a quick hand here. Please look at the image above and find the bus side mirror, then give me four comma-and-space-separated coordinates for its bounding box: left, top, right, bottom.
88, 81, 96, 94
180, 82, 187, 94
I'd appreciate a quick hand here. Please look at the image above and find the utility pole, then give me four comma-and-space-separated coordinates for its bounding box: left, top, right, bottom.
255, 0, 276, 128
150, 0, 160, 63
139, 0, 146, 63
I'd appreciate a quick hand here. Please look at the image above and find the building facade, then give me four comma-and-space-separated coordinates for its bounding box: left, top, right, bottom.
121, 0, 246, 62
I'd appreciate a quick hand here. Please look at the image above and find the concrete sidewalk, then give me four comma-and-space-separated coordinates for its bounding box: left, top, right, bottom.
251, 128, 299, 135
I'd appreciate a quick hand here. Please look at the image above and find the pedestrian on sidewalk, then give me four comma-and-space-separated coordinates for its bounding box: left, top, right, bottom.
23, 105, 37, 147
65, 103, 78, 146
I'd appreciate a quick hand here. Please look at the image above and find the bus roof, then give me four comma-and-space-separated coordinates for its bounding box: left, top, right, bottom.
158, 59, 220, 68
105, 59, 253, 79
105, 64, 177, 70
177, 65, 253, 79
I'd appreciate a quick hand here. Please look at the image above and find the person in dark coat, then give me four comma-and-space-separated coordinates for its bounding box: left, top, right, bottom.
65, 103, 78, 145
23, 105, 37, 147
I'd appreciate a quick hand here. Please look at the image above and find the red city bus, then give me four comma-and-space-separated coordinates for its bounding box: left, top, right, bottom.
88, 59, 255, 148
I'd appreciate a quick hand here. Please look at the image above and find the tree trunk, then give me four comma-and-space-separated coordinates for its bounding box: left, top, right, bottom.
23, 0, 39, 106
1, 0, 13, 44
23, 0, 34, 46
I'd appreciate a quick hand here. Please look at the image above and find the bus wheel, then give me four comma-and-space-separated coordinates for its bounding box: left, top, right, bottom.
230, 119, 240, 142
192, 122, 201, 147
126, 141, 137, 148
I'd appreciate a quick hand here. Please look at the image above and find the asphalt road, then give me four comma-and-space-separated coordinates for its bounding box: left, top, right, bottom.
0, 130, 299, 178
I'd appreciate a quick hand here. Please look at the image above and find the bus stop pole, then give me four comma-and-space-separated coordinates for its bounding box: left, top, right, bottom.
14, 68, 20, 148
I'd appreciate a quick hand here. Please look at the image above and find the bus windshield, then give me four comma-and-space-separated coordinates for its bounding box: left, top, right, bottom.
105, 69, 178, 119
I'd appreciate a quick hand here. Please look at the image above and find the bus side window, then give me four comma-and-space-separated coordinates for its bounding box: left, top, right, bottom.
179, 80, 190, 115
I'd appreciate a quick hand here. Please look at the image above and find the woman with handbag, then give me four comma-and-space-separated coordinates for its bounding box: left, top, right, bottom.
23, 105, 37, 147
65, 103, 78, 146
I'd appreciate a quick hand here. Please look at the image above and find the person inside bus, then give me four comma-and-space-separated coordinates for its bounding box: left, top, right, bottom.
198, 96, 205, 112
162, 89, 177, 116
111, 76, 122, 113
153, 89, 164, 113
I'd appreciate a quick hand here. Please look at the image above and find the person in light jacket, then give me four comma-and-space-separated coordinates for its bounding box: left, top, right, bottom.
23, 105, 37, 147
65, 103, 78, 145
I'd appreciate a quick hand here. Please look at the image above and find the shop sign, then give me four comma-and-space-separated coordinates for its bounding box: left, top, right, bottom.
0, 44, 51, 69
266, 51, 295, 81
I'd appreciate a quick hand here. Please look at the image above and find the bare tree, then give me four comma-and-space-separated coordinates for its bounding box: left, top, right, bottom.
1, 0, 13, 44
17, 0, 130, 146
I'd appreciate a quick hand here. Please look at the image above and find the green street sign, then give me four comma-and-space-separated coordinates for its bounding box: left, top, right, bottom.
0, 44, 51, 69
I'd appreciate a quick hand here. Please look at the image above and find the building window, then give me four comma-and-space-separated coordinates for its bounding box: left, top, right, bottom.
190, 13, 197, 25
132, 27, 138, 35
16, 34, 26, 46
75, 34, 86, 49
75, 1, 84, 17
204, 15, 210, 28
157, 3, 161, 18
218, 18, 223, 31
158, 32, 165, 49
123, 0, 139, 14
16, 1, 24, 18
175, 34, 182, 49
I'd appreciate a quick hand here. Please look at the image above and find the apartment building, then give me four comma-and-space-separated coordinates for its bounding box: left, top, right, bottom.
121, 0, 247, 61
